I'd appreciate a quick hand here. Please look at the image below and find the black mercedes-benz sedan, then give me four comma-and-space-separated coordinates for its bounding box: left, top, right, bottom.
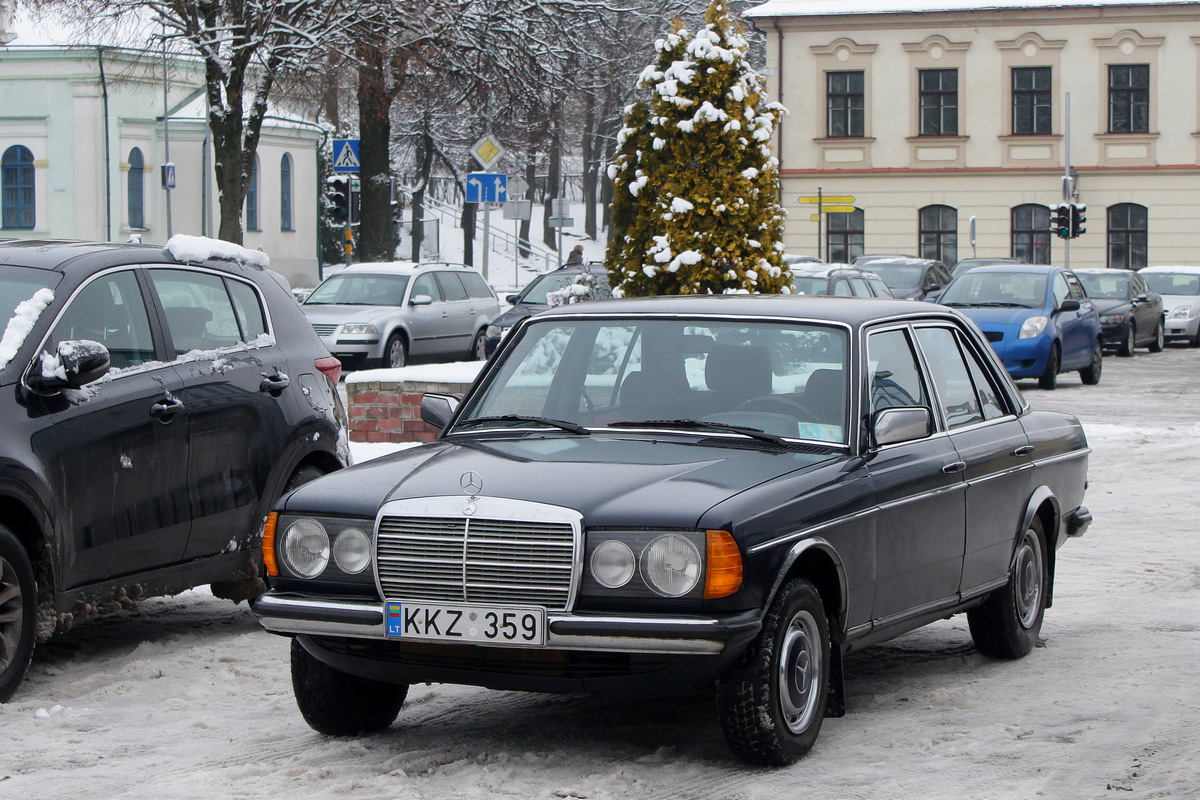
253, 294, 1092, 765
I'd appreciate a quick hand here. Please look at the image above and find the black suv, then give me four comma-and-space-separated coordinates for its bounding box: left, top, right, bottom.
0, 239, 350, 702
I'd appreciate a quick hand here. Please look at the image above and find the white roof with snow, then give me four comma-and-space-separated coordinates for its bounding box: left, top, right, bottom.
746, 0, 1199, 17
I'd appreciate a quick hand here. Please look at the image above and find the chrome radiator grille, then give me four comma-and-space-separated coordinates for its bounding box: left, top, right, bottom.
376, 515, 577, 610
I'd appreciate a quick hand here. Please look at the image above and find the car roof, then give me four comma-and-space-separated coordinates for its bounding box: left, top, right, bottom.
0, 238, 262, 278
1073, 267, 1134, 275
791, 263, 881, 277
338, 261, 473, 276
858, 256, 940, 266
1140, 265, 1200, 274
533, 292, 945, 328
959, 263, 1063, 275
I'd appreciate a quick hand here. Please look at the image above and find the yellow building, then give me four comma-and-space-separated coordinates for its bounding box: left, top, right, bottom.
745, 0, 1200, 268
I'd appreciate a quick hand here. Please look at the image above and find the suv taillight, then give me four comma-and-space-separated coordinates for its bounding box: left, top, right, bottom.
315, 356, 342, 384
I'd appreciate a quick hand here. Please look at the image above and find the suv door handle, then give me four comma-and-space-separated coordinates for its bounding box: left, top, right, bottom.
942, 461, 967, 474
260, 374, 290, 396
150, 396, 185, 420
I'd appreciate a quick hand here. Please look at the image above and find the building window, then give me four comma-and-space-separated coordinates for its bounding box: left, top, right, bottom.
2, 145, 35, 230
128, 148, 145, 230
827, 208, 864, 263
246, 156, 260, 231
280, 154, 293, 231
1012, 67, 1052, 135
1109, 64, 1149, 133
827, 71, 864, 138
1011, 205, 1051, 264
1108, 203, 1148, 269
919, 69, 958, 136
919, 205, 957, 265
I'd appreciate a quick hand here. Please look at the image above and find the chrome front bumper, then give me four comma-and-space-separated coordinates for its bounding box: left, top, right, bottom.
252, 593, 758, 656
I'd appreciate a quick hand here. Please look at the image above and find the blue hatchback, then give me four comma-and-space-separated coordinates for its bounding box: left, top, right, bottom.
938, 264, 1103, 390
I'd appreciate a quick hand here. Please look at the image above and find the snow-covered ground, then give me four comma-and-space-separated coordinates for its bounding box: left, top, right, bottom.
3, 346, 1199, 799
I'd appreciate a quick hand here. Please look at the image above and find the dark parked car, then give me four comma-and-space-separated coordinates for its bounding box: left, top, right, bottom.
253, 294, 1090, 765
850, 256, 950, 300
483, 263, 612, 354
1073, 268, 1164, 356
0, 238, 350, 702
939, 264, 1104, 390
789, 263, 892, 297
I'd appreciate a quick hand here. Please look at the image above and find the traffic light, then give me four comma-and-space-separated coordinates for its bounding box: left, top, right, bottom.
1070, 203, 1086, 238
325, 176, 350, 224
1050, 203, 1071, 239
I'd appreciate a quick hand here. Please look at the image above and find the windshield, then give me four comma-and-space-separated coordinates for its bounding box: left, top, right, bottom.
454, 316, 851, 444
304, 273, 410, 306
1143, 272, 1200, 297
940, 271, 1048, 308
1076, 272, 1130, 301
1, 266, 59, 325
520, 270, 611, 305
858, 262, 923, 289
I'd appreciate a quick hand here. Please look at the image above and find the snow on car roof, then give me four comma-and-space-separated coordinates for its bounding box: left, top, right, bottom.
164, 234, 270, 269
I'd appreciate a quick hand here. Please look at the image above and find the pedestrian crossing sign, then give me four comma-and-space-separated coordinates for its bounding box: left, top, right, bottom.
333, 139, 360, 172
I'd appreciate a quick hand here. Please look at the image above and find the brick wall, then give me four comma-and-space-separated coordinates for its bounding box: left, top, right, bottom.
347, 379, 474, 443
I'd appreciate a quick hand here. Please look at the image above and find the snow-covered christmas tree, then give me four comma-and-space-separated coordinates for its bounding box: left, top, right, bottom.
606, 0, 790, 297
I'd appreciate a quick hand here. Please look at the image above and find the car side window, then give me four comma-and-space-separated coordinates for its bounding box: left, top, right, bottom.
435, 272, 469, 302
50, 270, 155, 369
848, 277, 871, 296
148, 269, 243, 356
866, 276, 890, 297
866, 328, 930, 414
833, 279, 853, 296
1065, 273, 1087, 301
1052, 273, 1071, 307
915, 327, 983, 429
411, 273, 441, 302
227, 279, 268, 340
459, 271, 494, 300
960, 339, 1007, 421
1132, 273, 1147, 297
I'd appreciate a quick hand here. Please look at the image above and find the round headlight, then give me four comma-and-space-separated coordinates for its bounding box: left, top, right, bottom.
281, 518, 330, 578
590, 540, 636, 589
332, 528, 371, 574
641, 534, 702, 597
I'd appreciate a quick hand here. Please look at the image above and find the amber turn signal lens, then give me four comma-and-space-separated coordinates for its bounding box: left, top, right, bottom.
704, 530, 743, 599
262, 512, 279, 577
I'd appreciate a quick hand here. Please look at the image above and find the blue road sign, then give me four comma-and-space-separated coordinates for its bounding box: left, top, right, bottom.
332, 139, 361, 173
465, 173, 507, 204
160, 163, 176, 189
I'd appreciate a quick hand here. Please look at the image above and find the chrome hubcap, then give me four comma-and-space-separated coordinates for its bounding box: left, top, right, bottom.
778, 609, 822, 734
0, 556, 24, 671
1013, 530, 1044, 629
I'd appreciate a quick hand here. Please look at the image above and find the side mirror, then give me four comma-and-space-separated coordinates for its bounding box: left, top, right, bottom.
420, 392, 460, 429
28, 340, 111, 393
1059, 299, 1081, 312
505, 293, 521, 305
872, 406, 931, 447
409, 294, 434, 306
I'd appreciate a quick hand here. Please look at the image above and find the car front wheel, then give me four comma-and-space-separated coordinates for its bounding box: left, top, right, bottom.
1117, 323, 1135, 357
0, 525, 37, 703
967, 518, 1048, 659
291, 638, 408, 735
1149, 321, 1165, 353
717, 578, 830, 766
469, 329, 487, 361
1037, 343, 1059, 390
1079, 339, 1102, 385
382, 333, 407, 369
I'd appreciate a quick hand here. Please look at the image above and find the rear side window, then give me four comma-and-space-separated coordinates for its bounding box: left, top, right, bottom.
148, 269, 243, 356
50, 270, 155, 368
435, 272, 469, 301
459, 271, 495, 300
227, 279, 268, 340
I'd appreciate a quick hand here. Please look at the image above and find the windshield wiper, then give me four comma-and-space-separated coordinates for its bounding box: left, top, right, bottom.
456, 414, 589, 434
608, 419, 786, 446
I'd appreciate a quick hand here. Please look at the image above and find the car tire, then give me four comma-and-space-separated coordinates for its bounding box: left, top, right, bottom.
1149, 321, 1165, 353
469, 329, 487, 361
1117, 323, 1135, 357
381, 332, 407, 369
1079, 339, 1103, 385
1191, 325, 1200, 348
0, 525, 37, 703
1037, 343, 1059, 391
291, 638, 408, 735
717, 578, 830, 766
967, 517, 1048, 659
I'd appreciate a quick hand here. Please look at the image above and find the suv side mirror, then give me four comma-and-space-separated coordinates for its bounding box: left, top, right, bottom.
872, 406, 931, 446
1058, 299, 1081, 312
420, 392, 460, 429
27, 340, 111, 393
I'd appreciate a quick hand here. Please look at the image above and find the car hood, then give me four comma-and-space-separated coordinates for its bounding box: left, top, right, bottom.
282, 434, 838, 529
950, 305, 1042, 328
1160, 295, 1200, 313
302, 304, 395, 325
1090, 299, 1130, 316
490, 303, 545, 329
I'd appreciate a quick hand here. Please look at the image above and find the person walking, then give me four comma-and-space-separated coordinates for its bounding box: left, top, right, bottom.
565, 244, 584, 265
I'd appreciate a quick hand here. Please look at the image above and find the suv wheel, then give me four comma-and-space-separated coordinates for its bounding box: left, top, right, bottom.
0, 525, 37, 703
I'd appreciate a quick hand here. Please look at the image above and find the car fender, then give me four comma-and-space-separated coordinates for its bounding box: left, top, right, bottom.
1017, 485, 1061, 605
253, 420, 348, 523
762, 536, 849, 636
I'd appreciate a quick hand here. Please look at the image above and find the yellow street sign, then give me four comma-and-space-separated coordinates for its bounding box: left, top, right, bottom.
797, 195, 855, 204
817, 205, 858, 213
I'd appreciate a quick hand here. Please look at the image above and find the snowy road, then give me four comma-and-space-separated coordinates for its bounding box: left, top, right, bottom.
3, 346, 1198, 800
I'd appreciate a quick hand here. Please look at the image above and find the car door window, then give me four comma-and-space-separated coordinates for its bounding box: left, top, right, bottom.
866, 276, 890, 297
435, 272, 469, 302
866, 328, 930, 414
411, 273, 441, 303
459, 271, 495, 300
1052, 273, 1071, 307
148, 269, 243, 356
227, 279, 268, 340
848, 277, 871, 296
1133, 273, 1148, 297
833, 279, 853, 296
915, 327, 982, 429
50, 270, 155, 368
1065, 273, 1087, 301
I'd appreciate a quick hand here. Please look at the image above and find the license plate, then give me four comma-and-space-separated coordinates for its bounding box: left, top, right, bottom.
384, 601, 546, 647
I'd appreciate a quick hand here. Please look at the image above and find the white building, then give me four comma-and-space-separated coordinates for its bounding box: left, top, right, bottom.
0, 9, 323, 285
745, 0, 1200, 269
